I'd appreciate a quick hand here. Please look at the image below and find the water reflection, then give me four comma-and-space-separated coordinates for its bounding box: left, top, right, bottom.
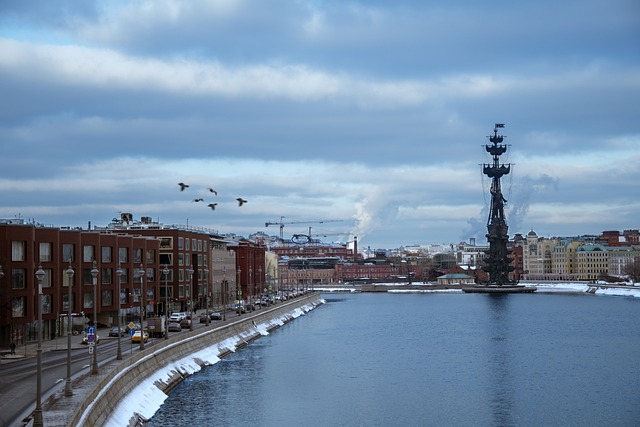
486, 294, 516, 427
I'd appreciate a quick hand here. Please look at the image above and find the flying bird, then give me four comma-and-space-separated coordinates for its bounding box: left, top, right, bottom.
207, 203, 217, 210
207, 188, 218, 195
178, 182, 189, 191
192, 198, 204, 202
236, 198, 247, 207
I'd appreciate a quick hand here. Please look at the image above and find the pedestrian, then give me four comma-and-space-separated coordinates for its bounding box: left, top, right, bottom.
10, 341, 16, 355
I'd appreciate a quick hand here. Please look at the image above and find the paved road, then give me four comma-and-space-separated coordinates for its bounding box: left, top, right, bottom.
0, 305, 267, 426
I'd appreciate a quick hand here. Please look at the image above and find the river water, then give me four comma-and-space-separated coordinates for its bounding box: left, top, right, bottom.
147, 292, 640, 427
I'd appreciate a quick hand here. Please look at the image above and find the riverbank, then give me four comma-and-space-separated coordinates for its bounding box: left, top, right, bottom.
35, 292, 323, 427
315, 281, 640, 297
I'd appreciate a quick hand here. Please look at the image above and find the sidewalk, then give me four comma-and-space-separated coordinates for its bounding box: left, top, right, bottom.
1, 333, 88, 364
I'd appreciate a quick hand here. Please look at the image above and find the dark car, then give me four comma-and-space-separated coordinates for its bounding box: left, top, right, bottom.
180, 318, 192, 328
108, 326, 125, 337
210, 312, 223, 320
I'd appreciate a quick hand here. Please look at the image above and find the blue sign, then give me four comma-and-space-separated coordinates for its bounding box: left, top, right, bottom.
129, 329, 135, 336
87, 326, 95, 335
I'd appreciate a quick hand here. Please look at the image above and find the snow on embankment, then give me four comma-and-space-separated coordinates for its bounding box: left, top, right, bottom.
77, 296, 324, 427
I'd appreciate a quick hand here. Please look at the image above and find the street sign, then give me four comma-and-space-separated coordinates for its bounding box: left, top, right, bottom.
87, 326, 95, 335
88, 341, 95, 347
89, 346, 93, 354
128, 322, 135, 330
129, 329, 135, 336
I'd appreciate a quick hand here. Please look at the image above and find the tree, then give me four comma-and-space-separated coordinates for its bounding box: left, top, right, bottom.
622, 257, 640, 283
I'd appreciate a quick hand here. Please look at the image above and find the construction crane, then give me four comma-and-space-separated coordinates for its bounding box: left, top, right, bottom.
265, 217, 344, 240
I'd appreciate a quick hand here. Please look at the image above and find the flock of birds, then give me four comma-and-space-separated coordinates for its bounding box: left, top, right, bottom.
178, 182, 247, 210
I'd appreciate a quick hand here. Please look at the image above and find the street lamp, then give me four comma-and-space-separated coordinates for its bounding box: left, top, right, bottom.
204, 268, 210, 326
34, 266, 46, 427
162, 265, 169, 339
90, 261, 99, 375
116, 265, 124, 359
222, 266, 227, 321
64, 263, 74, 396
134, 265, 145, 350
187, 268, 194, 330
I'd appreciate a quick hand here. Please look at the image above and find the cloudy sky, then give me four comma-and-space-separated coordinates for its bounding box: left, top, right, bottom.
0, 0, 638, 250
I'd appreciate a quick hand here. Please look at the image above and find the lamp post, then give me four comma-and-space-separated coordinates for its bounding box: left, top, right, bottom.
222, 266, 227, 321
187, 268, 194, 331
134, 265, 145, 350
204, 268, 210, 326
162, 265, 169, 339
90, 261, 99, 375
116, 265, 124, 359
64, 264, 74, 396
236, 267, 241, 307
34, 266, 45, 427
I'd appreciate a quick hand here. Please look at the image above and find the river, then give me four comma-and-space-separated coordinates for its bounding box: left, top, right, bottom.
147, 292, 640, 426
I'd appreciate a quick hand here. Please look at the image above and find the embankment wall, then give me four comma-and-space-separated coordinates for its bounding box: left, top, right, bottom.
71, 293, 322, 426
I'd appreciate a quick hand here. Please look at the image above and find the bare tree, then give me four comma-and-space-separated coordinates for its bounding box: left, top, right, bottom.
622, 257, 640, 283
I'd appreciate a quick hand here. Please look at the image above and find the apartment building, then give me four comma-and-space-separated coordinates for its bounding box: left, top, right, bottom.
0, 219, 160, 347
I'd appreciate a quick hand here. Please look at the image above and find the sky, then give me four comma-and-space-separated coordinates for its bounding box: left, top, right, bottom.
0, 0, 639, 250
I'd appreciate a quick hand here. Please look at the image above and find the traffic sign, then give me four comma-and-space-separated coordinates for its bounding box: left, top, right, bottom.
129, 329, 135, 336
89, 346, 93, 354
128, 322, 135, 330
87, 326, 95, 335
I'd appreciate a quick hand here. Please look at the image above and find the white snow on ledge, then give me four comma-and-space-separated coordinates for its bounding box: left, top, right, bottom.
96, 300, 323, 427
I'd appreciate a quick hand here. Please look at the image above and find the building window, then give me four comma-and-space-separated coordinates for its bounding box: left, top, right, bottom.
133, 248, 143, 264
159, 253, 172, 265
12, 297, 26, 317
102, 290, 112, 307
178, 237, 184, 250
178, 285, 184, 297
83, 245, 95, 262
119, 288, 127, 305
146, 249, 155, 264
83, 292, 93, 309
178, 253, 184, 266
119, 267, 128, 284
62, 244, 75, 263
102, 268, 112, 285
39, 242, 52, 262
42, 269, 52, 288
83, 268, 96, 285
11, 269, 25, 289
42, 294, 52, 314
146, 268, 155, 282
11, 241, 26, 261
186, 238, 191, 251
119, 247, 128, 263
159, 237, 173, 249
102, 246, 112, 263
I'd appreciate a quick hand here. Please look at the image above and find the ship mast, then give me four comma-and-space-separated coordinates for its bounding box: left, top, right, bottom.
481, 123, 516, 285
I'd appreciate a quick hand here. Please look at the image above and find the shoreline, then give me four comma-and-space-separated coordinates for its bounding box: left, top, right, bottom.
315, 282, 640, 297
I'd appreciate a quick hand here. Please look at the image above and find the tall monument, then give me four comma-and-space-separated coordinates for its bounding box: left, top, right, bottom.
464, 124, 534, 293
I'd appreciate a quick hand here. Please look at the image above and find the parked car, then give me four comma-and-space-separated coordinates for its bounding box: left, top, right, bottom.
131, 330, 149, 343
199, 314, 210, 323
169, 312, 188, 322
234, 303, 246, 314
167, 321, 182, 332
179, 318, 192, 328
108, 326, 125, 337
82, 334, 100, 345
210, 312, 223, 320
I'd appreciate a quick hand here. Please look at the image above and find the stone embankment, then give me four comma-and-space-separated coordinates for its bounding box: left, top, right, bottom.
60, 293, 323, 427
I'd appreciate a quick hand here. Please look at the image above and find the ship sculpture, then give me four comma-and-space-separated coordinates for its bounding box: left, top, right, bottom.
463, 124, 535, 293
